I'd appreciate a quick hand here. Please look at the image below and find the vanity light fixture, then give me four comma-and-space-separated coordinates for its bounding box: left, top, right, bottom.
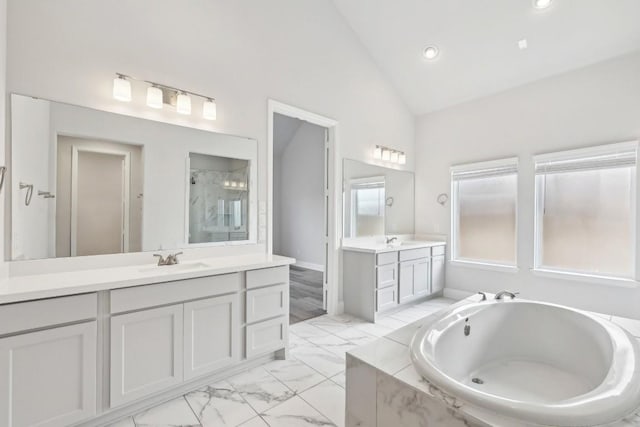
112, 73, 217, 120
373, 145, 382, 160
533, 0, 552, 9
146, 85, 164, 109
112, 74, 132, 102
375, 145, 406, 165
518, 39, 528, 50
423, 46, 439, 60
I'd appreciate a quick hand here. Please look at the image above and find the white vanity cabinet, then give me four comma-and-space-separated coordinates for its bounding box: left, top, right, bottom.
344, 243, 446, 322
0, 294, 98, 427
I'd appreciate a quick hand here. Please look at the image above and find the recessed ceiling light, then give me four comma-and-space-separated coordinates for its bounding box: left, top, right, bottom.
518, 39, 528, 50
533, 0, 552, 10
423, 46, 439, 60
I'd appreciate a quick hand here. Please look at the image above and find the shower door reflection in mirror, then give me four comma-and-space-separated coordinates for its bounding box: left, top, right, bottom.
188, 153, 250, 244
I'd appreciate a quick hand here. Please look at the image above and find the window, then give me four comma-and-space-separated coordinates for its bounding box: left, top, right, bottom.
534, 142, 637, 279
451, 158, 518, 266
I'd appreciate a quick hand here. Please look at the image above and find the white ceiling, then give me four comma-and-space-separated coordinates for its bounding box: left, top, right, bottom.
332, 0, 640, 115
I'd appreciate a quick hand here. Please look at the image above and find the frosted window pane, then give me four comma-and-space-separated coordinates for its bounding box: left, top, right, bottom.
456, 175, 517, 264
540, 167, 633, 276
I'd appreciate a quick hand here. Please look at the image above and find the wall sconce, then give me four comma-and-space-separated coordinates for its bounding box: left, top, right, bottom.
373, 145, 406, 165
112, 73, 217, 120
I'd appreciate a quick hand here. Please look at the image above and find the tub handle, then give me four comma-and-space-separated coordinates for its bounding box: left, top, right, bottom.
477, 292, 487, 301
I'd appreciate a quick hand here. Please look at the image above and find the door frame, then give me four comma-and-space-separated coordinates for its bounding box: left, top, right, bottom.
267, 100, 340, 315
71, 146, 131, 256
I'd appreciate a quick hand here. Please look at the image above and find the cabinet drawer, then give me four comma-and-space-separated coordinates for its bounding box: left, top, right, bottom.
246, 284, 288, 324
376, 286, 397, 312
376, 251, 398, 266
246, 316, 286, 358
399, 247, 431, 262
432, 245, 446, 256
376, 263, 397, 289
111, 273, 240, 313
0, 293, 97, 336
246, 266, 289, 289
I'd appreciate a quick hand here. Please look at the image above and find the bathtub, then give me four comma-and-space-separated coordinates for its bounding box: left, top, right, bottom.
410, 298, 640, 426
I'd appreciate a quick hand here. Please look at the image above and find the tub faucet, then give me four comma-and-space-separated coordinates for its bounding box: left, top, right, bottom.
386, 236, 397, 244
495, 291, 519, 300
477, 292, 487, 301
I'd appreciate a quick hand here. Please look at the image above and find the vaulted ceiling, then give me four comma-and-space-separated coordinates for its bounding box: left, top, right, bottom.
333, 0, 640, 115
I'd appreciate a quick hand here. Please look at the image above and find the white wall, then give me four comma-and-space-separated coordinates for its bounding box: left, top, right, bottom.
0, 0, 5, 278
274, 122, 325, 269
415, 51, 640, 318
5, 0, 414, 266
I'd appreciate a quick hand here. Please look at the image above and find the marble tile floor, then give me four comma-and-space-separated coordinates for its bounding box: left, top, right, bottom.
106, 296, 456, 427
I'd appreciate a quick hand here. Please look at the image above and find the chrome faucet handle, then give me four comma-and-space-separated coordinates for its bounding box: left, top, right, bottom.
166, 252, 183, 265
153, 254, 166, 266
477, 292, 487, 301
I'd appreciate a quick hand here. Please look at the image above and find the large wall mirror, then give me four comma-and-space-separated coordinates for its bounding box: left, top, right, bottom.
343, 159, 415, 238
10, 94, 258, 261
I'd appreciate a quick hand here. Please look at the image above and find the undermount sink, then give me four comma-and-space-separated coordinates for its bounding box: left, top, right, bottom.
138, 262, 211, 274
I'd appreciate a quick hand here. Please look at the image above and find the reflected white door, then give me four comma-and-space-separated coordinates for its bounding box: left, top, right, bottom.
71, 147, 130, 256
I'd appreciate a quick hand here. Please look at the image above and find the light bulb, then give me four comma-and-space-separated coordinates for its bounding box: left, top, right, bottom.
231, 181, 238, 188
381, 149, 391, 161
373, 146, 382, 160
390, 151, 399, 163
239, 182, 246, 188
113, 75, 131, 102
176, 93, 191, 115
533, 0, 552, 9
398, 153, 407, 165
203, 98, 217, 120
423, 46, 439, 60
224, 181, 230, 187
146, 86, 163, 109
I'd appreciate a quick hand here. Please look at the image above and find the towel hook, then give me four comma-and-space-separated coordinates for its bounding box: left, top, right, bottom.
19, 182, 34, 206
0, 166, 6, 194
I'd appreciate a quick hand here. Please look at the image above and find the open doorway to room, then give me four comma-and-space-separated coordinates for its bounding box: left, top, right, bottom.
272, 112, 328, 324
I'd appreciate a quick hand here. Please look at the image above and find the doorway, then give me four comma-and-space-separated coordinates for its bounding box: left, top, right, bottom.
269, 101, 339, 324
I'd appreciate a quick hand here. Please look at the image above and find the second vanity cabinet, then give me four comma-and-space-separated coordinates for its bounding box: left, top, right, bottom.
344, 243, 446, 322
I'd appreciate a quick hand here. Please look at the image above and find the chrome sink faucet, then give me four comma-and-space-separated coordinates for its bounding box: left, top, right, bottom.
495, 291, 519, 300
153, 252, 183, 266
386, 236, 398, 244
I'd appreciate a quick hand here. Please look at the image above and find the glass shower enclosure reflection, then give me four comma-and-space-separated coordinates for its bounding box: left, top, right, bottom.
188, 153, 250, 244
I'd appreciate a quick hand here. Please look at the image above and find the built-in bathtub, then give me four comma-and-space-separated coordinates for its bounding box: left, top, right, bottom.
410, 299, 640, 426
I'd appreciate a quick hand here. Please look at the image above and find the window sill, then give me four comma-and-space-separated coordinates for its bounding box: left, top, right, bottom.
449, 260, 519, 274
531, 268, 638, 289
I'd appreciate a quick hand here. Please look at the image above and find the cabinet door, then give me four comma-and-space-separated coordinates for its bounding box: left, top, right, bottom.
376, 286, 398, 312
413, 259, 431, 297
431, 255, 445, 294
376, 263, 397, 289
398, 261, 415, 304
110, 304, 183, 407
184, 294, 239, 380
0, 322, 97, 427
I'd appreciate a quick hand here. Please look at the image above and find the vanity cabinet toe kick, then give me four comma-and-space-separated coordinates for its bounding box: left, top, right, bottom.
0, 264, 291, 427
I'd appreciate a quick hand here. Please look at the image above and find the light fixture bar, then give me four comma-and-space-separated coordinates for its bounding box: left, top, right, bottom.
113, 72, 216, 119
374, 144, 406, 165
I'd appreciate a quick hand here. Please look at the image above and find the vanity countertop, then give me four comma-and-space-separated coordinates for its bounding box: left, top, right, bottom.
0, 253, 295, 305
342, 240, 446, 254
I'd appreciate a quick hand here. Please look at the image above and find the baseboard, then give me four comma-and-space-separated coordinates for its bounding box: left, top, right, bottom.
294, 261, 324, 272
443, 287, 475, 300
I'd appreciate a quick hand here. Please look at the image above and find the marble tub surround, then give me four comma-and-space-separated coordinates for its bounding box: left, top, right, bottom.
0, 253, 294, 304
346, 295, 640, 427
106, 297, 456, 427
